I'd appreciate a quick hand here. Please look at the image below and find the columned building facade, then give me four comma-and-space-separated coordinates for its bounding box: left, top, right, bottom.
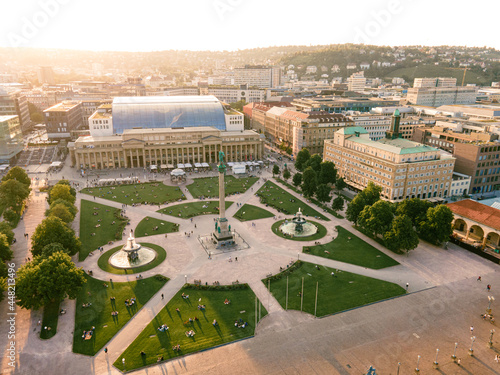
69, 127, 263, 169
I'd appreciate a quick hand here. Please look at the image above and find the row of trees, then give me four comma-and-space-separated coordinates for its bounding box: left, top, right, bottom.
0, 167, 31, 227
16, 180, 85, 310
346, 182, 454, 254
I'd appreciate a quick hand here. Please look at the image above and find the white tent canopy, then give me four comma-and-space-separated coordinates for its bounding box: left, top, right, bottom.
194, 163, 202, 168
201, 163, 210, 168
50, 161, 62, 167
232, 165, 246, 174
177, 163, 185, 169
160, 164, 168, 169
184, 163, 193, 168
171, 168, 186, 176
149, 165, 157, 170
0, 165, 9, 171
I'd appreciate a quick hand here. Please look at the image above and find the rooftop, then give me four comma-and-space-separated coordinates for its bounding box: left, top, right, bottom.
112, 95, 221, 105
447, 199, 500, 231
44, 101, 81, 112
0, 115, 18, 122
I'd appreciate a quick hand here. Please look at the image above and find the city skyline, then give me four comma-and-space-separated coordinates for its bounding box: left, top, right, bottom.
0, 0, 499, 52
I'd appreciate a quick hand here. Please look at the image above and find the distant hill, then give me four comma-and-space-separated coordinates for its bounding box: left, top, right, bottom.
385, 65, 490, 86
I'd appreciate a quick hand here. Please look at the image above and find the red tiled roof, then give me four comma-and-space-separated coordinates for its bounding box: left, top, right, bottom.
447, 199, 500, 231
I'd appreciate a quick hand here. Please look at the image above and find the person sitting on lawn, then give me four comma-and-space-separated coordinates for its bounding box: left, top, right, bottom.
224, 298, 230, 305
175, 307, 180, 312
212, 319, 218, 326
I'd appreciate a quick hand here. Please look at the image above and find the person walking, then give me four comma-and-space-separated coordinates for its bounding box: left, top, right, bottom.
161, 294, 164, 300
488, 284, 492, 291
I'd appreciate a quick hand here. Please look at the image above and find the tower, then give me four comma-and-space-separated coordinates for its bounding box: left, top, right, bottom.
385, 109, 401, 139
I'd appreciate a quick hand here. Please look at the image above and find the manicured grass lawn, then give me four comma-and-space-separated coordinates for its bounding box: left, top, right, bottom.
135, 217, 179, 237
81, 182, 185, 205
40, 299, 60, 339
97, 243, 167, 275
72, 274, 167, 356
186, 176, 258, 198
264, 261, 406, 317
304, 226, 399, 269
157, 201, 232, 219
114, 285, 267, 371
256, 181, 329, 221
79, 200, 127, 261
271, 219, 327, 241
234, 204, 274, 222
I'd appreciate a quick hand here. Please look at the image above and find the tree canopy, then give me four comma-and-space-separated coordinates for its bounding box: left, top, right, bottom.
2, 166, 30, 187
418, 205, 454, 245
345, 182, 382, 224
46, 203, 74, 223
283, 168, 291, 181
358, 200, 394, 237
295, 148, 310, 171
0, 222, 14, 245
332, 196, 344, 212
292, 172, 302, 187
0, 234, 13, 262
396, 198, 433, 227
301, 167, 317, 198
49, 199, 78, 218
272, 165, 280, 177
304, 154, 322, 173
384, 215, 419, 254
315, 184, 332, 204
335, 177, 347, 192
16, 252, 86, 310
41, 242, 69, 258
318, 161, 337, 185
49, 184, 76, 205
0, 179, 30, 209
31, 217, 81, 257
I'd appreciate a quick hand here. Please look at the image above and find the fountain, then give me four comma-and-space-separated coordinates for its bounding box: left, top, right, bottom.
279, 208, 318, 238
108, 231, 157, 269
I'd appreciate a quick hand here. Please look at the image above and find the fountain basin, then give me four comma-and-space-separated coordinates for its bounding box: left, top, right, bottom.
109, 247, 157, 269
280, 221, 318, 237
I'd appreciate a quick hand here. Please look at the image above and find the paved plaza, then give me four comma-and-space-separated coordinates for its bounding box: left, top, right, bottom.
1, 163, 500, 375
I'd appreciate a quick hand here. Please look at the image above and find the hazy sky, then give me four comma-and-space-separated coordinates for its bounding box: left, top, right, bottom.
0, 0, 498, 51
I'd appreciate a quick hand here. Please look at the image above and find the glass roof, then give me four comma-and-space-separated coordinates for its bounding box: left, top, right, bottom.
112, 96, 226, 133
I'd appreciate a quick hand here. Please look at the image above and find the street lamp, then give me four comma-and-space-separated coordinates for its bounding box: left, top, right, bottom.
433, 349, 439, 369
489, 329, 495, 348
397, 362, 401, 375
487, 296, 495, 314
184, 275, 187, 284
451, 342, 458, 361
415, 355, 421, 373
122, 358, 126, 370
469, 336, 476, 356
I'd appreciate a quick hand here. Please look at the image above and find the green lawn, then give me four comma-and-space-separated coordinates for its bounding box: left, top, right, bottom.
256, 181, 329, 221
72, 274, 167, 356
81, 182, 185, 205
40, 299, 60, 339
135, 217, 179, 237
97, 243, 167, 275
186, 176, 258, 198
234, 204, 274, 222
114, 285, 267, 371
79, 200, 127, 261
264, 261, 406, 317
158, 201, 232, 219
271, 219, 327, 242
304, 226, 399, 269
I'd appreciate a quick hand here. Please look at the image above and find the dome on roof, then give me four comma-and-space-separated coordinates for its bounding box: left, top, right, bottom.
394, 109, 400, 116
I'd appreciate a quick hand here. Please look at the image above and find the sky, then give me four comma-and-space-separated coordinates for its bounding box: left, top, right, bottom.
0, 0, 498, 52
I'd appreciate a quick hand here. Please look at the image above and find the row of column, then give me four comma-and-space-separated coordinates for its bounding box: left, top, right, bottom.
75, 143, 263, 169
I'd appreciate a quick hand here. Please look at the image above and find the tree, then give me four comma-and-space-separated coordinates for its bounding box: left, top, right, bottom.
283, 168, 291, 181
16, 251, 86, 310
345, 182, 382, 224
0, 179, 30, 208
2, 166, 30, 187
2, 208, 19, 225
335, 177, 347, 192
384, 215, 419, 254
318, 161, 337, 185
292, 172, 302, 187
0, 234, 13, 262
305, 154, 322, 173
0, 261, 7, 278
30, 112, 43, 123
272, 165, 280, 177
396, 198, 433, 228
31, 217, 81, 257
0, 222, 14, 245
46, 203, 74, 223
358, 200, 394, 237
49, 184, 76, 205
315, 184, 332, 204
418, 205, 454, 245
49, 199, 78, 218
41, 242, 68, 258
53, 180, 76, 197
295, 148, 311, 171
332, 196, 344, 212
301, 167, 317, 198
0, 277, 6, 303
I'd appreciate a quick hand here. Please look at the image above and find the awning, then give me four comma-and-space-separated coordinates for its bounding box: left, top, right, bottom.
194, 163, 202, 168
201, 163, 210, 168
160, 164, 168, 169
171, 168, 186, 176
50, 161, 62, 167
149, 165, 157, 170
177, 164, 185, 169
184, 163, 193, 168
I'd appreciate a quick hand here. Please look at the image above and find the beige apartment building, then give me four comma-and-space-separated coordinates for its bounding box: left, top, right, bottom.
323, 111, 455, 201
69, 127, 264, 169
